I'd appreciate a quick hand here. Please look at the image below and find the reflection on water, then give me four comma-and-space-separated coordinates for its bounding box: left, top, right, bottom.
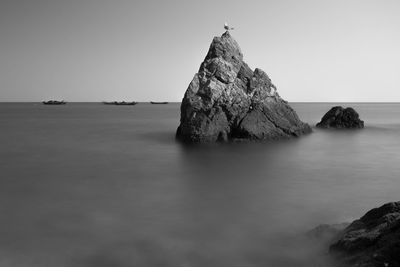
0, 103, 399, 266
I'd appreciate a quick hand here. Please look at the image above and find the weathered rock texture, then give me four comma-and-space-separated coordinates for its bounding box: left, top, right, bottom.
330, 202, 400, 267
176, 31, 311, 143
316, 106, 364, 129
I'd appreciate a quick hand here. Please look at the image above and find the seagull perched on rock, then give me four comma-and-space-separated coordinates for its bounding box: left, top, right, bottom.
224, 22, 234, 31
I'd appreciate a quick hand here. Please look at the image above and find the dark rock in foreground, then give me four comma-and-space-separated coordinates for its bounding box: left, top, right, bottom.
176, 31, 311, 143
316, 106, 364, 129
329, 202, 400, 267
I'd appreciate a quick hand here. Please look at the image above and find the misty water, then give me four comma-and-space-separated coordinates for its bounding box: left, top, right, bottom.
1, 102, 400, 267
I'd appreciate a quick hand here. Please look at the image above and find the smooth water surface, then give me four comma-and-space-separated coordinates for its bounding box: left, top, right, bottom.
0, 102, 399, 266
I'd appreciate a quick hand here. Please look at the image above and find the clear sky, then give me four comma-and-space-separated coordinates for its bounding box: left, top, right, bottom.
1, 0, 400, 102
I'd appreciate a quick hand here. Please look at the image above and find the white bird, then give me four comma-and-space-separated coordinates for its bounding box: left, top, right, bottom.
224, 22, 234, 31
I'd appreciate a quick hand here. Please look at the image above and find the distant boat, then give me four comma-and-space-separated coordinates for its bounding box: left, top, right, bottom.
103, 101, 137, 105
42, 100, 66, 105
150, 101, 168, 104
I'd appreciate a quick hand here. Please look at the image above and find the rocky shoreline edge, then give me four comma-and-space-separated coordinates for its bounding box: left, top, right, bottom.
309, 201, 400, 267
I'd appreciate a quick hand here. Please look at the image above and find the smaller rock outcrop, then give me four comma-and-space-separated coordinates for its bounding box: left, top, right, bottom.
329, 202, 400, 267
316, 106, 364, 129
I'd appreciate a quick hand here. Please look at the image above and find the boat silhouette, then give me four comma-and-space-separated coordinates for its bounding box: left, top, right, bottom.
42, 100, 66, 105
103, 101, 137, 105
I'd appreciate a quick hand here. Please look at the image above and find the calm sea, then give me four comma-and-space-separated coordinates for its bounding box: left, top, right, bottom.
0, 102, 399, 267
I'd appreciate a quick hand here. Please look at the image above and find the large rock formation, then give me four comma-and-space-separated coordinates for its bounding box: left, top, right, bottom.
176, 31, 311, 143
329, 202, 400, 266
316, 106, 364, 129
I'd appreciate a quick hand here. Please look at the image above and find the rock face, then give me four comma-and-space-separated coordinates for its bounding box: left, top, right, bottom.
316, 106, 364, 129
330, 202, 400, 266
176, 31, 311, 142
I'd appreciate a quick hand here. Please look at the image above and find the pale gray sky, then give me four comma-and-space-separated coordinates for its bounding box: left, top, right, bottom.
1, 0, 400, 102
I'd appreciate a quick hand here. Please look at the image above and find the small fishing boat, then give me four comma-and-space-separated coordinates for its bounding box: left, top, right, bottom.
103, 101, 137, 105
150, 101, 168, 104
42, 100, 66, 105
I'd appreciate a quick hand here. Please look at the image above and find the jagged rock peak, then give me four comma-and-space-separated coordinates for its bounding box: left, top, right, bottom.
204, 31, 243, 63
176, 32, 311, 143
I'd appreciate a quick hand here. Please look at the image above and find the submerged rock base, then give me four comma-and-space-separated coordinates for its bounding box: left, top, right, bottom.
176, 32, 311, 143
